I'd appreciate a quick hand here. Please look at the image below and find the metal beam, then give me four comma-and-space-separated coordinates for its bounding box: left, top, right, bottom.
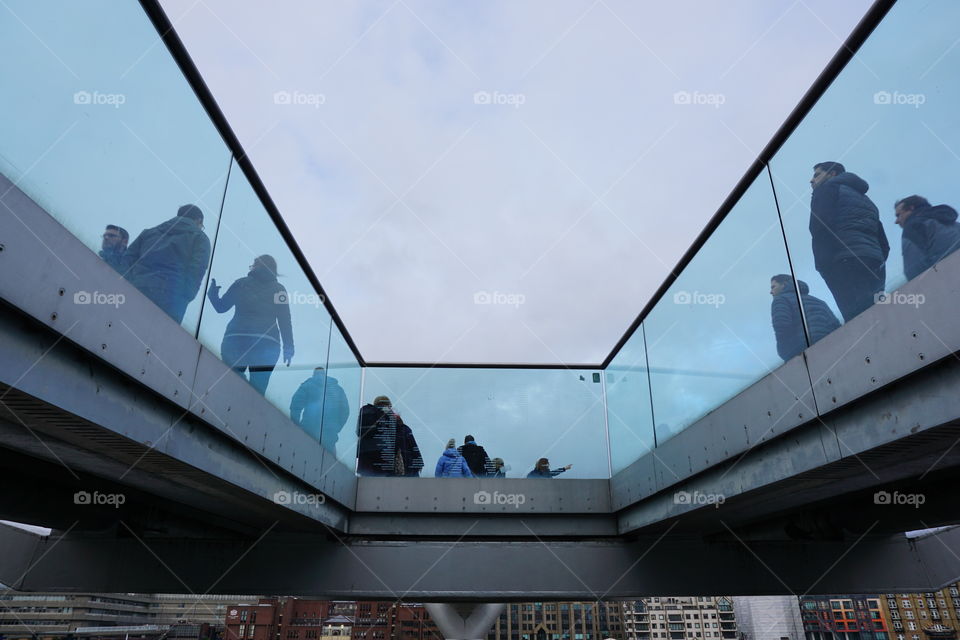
4, 526, 960, 599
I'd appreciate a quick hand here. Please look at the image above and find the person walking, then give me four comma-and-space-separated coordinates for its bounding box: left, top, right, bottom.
206, 254, 294, 395
435, 439, 474, 478
458, 435, 493, 477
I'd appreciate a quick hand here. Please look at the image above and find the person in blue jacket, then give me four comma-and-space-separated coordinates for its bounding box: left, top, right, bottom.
895, 195, 960, 280
435, 439, 474, 478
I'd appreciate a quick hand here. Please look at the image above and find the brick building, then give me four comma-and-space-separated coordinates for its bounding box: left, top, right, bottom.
224, 600, 438, 640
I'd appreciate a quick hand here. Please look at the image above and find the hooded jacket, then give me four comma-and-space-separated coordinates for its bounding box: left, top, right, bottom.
771, 281, 841, 361
810, 172, 889, 271
458, 440, 492, 477
207, 265, 294, 360
289, 373, 350, 449
435, 447, 474, 478
901, 204, 960, 280
357, 404, 424, 477
122, 216, 211, 319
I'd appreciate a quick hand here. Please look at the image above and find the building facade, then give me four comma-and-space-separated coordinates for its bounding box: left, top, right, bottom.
799, 595, 888, 640
223, 599, 438, 640
621, 597, 737, 640
733, 596, 804, 640
487, 602, 625, 640
0, 591, 251, 640
879, 585, 960, 640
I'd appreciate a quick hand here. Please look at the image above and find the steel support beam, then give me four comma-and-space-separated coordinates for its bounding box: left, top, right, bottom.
3, 524, 960, 599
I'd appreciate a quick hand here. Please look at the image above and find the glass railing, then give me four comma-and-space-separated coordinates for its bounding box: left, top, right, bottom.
361, 367, 607, 479
0, 0, 231, 336
2, 0, 957, 485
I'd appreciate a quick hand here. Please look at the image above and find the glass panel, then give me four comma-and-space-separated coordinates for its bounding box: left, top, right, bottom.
197, 163, 331, 430
770, 0, 960, 330
360, 367, 608, 478
0, 1, 230, 333
605, 324, 655, 474
644, 173, 802, 444
323, 323, 363, 468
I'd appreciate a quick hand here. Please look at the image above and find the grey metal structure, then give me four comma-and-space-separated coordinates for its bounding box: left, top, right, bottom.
4, 169, 960, 598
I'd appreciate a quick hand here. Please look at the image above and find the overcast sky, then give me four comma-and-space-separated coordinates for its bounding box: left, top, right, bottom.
157, 0, 873, 364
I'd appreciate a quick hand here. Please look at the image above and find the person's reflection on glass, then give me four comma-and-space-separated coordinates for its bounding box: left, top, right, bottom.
99, 225, 128, 272
809, 162, 889, 322
895, 195, 960, 281
206, 254, 294, 396
770, 274, 839, 361
435, 439, 474, 478
526, 458, 571, 478
122, 204, 211, 323
490, 457, 507, 478
290, 366, 350, 452
121, 204, 210, 322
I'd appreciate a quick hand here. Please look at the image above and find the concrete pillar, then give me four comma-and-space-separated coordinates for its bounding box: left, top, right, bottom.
424, 603, 506, 640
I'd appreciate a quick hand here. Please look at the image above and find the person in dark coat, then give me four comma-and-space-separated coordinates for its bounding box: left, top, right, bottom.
122, 204, 211, 323
526, 458, 571, 478
289, 367, 350, 451
457, 435, 493, 477
98, 224, 128, 272
770, 274, 841, 361
808, 162, 889, 322
895, 195, 960, 280
206, 254, 294, 395
435, 439, 474, 478
356, 396, 424, 477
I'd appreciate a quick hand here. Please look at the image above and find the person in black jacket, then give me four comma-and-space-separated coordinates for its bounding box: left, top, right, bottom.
895, 195, 960, 281
206, 254, 294, 395
356, 396, 424, 477
526, 458, 572, 478
122, 205, 211, 323
809, 162, 889, 322
98, 225, 128, 272
770, 274, 841, 361
289, 367, 351, 451
458, 435, 493, 477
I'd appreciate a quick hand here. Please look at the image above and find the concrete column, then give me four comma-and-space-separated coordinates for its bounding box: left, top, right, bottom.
424, 603, 506, 640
